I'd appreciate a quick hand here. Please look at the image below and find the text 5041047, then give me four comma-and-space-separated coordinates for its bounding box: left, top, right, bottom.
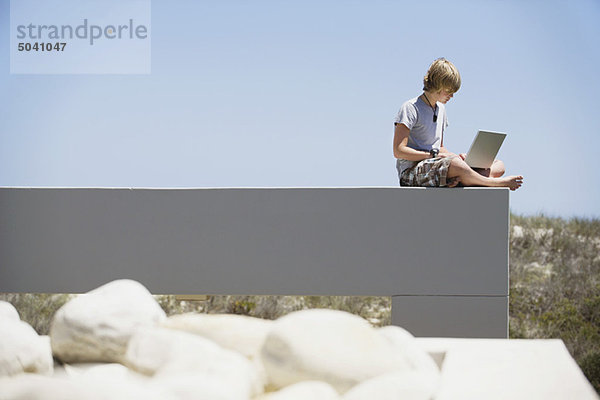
18, 42, 67, 52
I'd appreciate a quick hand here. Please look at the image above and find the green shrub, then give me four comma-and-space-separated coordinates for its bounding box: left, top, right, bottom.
510, 213, 600, 393
230, 299, 256, 315
156, 294, 391, 326
581, 352, 600, 394
0, 293, 72, 335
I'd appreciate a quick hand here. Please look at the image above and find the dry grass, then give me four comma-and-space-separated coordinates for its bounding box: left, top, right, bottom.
510, 213, 600, 392
155, 294, 391, 327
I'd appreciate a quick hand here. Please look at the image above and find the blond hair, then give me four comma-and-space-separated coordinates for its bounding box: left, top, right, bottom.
423, 58, 461, 93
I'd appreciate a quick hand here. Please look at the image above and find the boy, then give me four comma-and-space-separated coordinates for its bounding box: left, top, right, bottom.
393, 58, 523, 190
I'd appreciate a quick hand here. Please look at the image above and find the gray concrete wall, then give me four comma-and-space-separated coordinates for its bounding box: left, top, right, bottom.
0, 187, 509, 337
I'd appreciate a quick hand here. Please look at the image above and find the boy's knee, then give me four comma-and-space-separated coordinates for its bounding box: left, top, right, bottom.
450, 157, 469, 170
448, 157, 470, 177
492, 160, 506, 177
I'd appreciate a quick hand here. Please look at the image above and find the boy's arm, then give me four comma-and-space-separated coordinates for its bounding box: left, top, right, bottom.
393, 123, 431, 161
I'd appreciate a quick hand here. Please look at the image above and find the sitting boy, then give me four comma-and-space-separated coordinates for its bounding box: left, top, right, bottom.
393, 58, 523, 190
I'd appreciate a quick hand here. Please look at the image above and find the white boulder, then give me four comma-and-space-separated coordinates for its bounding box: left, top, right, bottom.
256, 381, 340, 400
0, 374, 98, 400
260, 309, 413, 393
163, 313, 273, 359
125, 326, 262, 398
60, 362, 149, 383
0, 318, 53, 377
342, 371, 438, 400
162, 313, 272, 395
0, 372, 175, 400
378, 325, 441, 379
153, 373, 252, 400
0, 301, 20, 322
50, 279, 166, 363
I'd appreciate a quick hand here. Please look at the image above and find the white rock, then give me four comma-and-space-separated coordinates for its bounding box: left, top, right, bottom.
256, 381, 340, 400
125, 326, 262, 398
342, 371, 438, 400
0, 319, 53, 377
163, 313, 273, 359
0, 301, 20, 321
260, 309, 413, 393
163, 313, 273, 393
62, 363, 172, 400
512, 225, 524, 238
378, 326, 441, 379
153, 373, 251, 400
50, 279, 166, 363
0, 372, 175, 400
61, 362, 150, 384
0, 374, 98, 400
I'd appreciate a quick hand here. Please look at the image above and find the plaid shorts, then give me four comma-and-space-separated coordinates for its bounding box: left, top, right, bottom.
398, 157, 455, 187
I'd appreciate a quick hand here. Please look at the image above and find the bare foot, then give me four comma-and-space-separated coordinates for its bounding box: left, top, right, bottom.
497, 175, 523, 191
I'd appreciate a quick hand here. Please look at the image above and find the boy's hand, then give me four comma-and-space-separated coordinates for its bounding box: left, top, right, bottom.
439, 152, 457, 158
439, 146, 458, 158
459, 153, 467, 160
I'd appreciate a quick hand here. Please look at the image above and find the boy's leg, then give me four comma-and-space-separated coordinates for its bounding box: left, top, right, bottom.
400, 158, 457, 187
473, 160, 505, 178
490, 159, 505, 177
448, 157, 522, 190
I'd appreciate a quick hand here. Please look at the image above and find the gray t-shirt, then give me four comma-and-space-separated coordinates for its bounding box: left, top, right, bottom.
394, 96, 448, 176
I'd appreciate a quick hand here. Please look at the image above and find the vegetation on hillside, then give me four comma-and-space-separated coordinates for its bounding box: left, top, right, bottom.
509, 213, 600, 392
155, 294, 391, 327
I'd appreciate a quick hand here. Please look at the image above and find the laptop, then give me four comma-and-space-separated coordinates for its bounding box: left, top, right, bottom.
464, 130, 506, 169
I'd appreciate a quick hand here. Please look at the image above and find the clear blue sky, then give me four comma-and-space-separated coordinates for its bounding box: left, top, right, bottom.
1, 0, 599, 218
